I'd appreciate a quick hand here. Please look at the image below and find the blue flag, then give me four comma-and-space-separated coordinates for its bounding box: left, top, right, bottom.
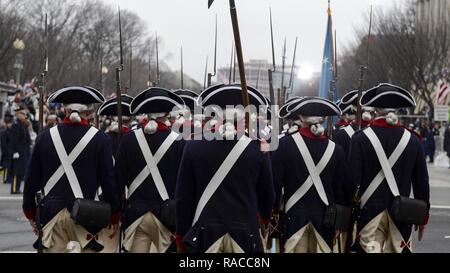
318, 7, 339, 102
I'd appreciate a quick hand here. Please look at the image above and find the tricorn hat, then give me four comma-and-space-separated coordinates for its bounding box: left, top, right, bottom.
48, 86, 105, 104
360, 83, 416, 109
286, 97, 342, 117
130, 87, 185, 115
97, 95, 134, 116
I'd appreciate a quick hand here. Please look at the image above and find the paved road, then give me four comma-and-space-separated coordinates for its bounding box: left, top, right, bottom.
0, 164, 449, 253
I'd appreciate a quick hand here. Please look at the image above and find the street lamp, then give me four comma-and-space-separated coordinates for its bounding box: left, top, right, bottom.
13, 39, 25, 87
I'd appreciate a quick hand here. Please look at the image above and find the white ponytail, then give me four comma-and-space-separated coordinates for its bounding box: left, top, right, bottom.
385, 112, 399, 126
144, 120, 159, 135
69, 112, 81, 123
310, 124, 325, 136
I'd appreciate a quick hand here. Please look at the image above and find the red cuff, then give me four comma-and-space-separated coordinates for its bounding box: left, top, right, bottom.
110, 213, 121, 225
23, 208, 36, 220
175, 234, 187, 251
423, 214, 430, 226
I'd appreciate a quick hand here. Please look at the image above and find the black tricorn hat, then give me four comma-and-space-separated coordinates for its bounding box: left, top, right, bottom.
340, 90, 359, 106
361, 83, 416, 109
198, 84, 268, 109
130, 87, 185, 115
174, 89, 198, 111
97, 95, 134, 116
286, 97, 342, 117
48, 86, 105, 104
279, 96, 302, 119
337, 100, 354, 115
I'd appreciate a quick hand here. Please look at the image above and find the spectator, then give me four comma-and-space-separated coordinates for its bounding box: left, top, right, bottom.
8, 106, 31, 194
423, 125, 436, 163
45, 114, 58, 130
0, 114, 13, 184
444, 124, 450, 169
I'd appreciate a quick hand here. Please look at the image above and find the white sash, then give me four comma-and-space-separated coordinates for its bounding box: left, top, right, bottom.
344, 126, 355, 138
45, 126, 99, 198
192, 137, 252, 226
127, 129, 179, 200
284, 133, 334, 212
360, 127, 411, 208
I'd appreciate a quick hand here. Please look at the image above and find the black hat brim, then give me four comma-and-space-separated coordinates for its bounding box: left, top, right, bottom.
98, 95, 134, 116
286, 97, 342, 117
199, 84, 268, 110
48, 86, 105, 104
361, 83, 416, 108
130, 88, 185, 115
340, 90, 359, 106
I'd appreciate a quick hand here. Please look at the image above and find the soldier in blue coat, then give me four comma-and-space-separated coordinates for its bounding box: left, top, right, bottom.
271, 97, 347, 253
175, 85, 275, 253
115, 88, 186, 253
22, 86, 121, 253
97, 94, 134, 158
348, 83, 430, 253
333, 90, 375, 158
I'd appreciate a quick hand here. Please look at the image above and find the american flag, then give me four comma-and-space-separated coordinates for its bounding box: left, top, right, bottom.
437, 80, 449, 105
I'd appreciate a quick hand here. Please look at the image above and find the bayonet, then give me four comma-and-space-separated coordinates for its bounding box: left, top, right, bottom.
207, 14, 218, 87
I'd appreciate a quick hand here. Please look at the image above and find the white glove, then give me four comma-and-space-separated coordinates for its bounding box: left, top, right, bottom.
13, 153, 20, 159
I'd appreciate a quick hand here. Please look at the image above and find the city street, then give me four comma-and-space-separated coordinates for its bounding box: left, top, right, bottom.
0, 163, 449, 253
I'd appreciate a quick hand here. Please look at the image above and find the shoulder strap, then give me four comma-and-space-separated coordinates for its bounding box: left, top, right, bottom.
344, 125, 355, 138
363, 128, 411, 200
285, 135, 335, 212
48, 126, 98, 198
192, 137, 252, 226
291, 133, 333, 206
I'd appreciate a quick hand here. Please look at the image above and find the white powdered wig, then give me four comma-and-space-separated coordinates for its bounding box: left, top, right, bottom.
375, 108, 399, 125
300, 116, 325, 136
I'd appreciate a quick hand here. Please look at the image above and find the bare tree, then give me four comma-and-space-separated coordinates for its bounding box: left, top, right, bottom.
338, 1, 450, 118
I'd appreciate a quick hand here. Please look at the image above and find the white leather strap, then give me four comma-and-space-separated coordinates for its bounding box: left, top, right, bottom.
360, 128, 411, 208
285, 136, 335, 212
289, 133, 333, 208
127, 129, 179, 199
46, 126, 98, 198
192, 137, 252, 226
344, 125, 355, 138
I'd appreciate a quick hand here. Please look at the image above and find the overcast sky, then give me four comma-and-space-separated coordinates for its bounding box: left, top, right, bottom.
103, 0, 402, 83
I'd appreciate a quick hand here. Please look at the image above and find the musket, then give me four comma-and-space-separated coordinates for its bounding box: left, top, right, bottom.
345, 7, 372, 253
96, 47, 103, 129
207, 14, 218, 87
209, 0, 250, 129
36, 13, 48, 254
147, 47, 152, 87
116, 7, 124, 141
228, 44, 234, 84
115, 7, 125, 254
38, 13, 48, 132
285, 37, 298, 100
233, 48, 237, 83
268, 8, 276, 107
180, 46, 184, 89
355, 5, 372, 130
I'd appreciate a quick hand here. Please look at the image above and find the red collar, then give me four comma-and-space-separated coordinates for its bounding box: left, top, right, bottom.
299, 127, 327, 140
370, 118, 400, 129
62, 117, 90, 126
336, 119, 348, 128
350, 120, 372, 128
122, 126, 130, 134
141, 119, 170, 132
